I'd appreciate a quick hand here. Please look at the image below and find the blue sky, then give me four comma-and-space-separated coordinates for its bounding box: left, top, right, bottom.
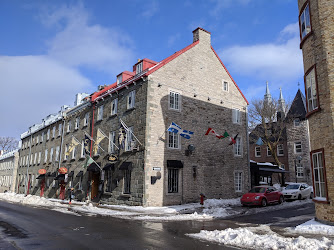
0, 0, 303, 139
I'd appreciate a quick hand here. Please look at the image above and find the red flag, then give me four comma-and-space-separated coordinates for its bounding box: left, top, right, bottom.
205, 128, 223, 139
229, 134, 239, 145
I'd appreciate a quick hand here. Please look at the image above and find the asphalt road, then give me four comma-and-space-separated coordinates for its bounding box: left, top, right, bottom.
0, 201, 238, 250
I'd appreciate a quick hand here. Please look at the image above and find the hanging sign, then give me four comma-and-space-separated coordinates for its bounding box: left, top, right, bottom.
58, 167, 68, 174
107, 154, 118, 162
38, 169, 47, 175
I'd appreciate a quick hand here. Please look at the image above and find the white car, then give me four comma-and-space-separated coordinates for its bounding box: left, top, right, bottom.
282, 183, 313, 200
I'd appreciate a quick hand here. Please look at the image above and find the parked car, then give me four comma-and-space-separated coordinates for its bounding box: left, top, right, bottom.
281, 183, 313, 200
240, 186, 284, 207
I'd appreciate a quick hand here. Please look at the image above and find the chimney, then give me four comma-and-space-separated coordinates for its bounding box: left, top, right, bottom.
192, 27, 211, 44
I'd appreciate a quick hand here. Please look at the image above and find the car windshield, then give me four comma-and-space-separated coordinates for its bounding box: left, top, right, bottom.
249, 187, 266, 193
285, 184, 300, 190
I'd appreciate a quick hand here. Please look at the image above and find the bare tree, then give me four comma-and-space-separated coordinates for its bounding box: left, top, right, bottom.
249, 97, 290, 167
0, 136, 19, 153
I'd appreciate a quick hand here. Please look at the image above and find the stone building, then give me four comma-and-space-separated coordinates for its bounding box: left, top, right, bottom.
0, 150, 19, 193
17, 28, 249, 206
297, 0, 334, 223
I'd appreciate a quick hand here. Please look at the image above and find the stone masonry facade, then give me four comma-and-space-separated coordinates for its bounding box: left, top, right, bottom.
298, 0, 334, 223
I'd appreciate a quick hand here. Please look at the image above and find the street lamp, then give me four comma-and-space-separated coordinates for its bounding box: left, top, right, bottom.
294, 156, 302, 183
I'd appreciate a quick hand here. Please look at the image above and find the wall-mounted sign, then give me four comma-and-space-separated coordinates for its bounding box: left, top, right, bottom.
108, 154, 118, 162
58, 167, 68, 174
153, 167, 161, 171
38, 169, 46, 175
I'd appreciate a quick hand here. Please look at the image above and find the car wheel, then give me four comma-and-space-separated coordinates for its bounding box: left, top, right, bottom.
278, 196, 284, 204
261, 198, 267, 207
298, 194, 302, 200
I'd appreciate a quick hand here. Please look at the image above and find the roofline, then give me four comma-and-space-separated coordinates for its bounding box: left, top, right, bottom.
192, 27, 211, 34
210, 46, 249, 105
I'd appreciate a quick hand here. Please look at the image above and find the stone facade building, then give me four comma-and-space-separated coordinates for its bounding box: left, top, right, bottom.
298, 0, 334, 223
17, 28, 249, 206
0, 150, 19, 193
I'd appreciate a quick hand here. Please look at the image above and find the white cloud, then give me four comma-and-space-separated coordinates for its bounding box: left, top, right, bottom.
141, 0, 159, 19
167, 33, 181, 47
210, 0, 251, 17
219, 22, 303, 88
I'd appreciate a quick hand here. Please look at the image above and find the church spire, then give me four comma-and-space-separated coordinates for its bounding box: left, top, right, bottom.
264, 81, 272, 103
278, 87, 286, 119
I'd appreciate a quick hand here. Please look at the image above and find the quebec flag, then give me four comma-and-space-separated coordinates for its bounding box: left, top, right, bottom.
167, 122, 194, 139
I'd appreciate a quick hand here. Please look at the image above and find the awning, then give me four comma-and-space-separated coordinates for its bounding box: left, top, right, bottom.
76, 171, 83, 177
259, 167, 289, 173
67, 171, 74, 177
103, 163, 115, 171
119, 162, 132, 170
36, 174, 45, 179
167, 160, 183, 168
54, 174, 65, 180
87, 162, 101, 172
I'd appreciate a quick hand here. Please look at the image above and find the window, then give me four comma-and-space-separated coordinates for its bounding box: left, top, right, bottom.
84, 112, 89, 127
280, 164, 285, 170
78, 175, 83, 190
169, 91, 180, 111
50, 148, 54, 162
97, 105, 104, 121
109, 131, 116, 153
136, 62, 143, 74
168, 168, 179, 193
123, 169, 131, 194
105, 169, 113, 192
44, 149, 48, 163
277, 144, 284, 156
125, 127, 134, 152
299, 3, 311, 39
55, 146, 59, 162
295, 142, 302, 153
294, 118, 300, 126
75, 117, 80, 130
67, 121, 72, 133
41, 132, 44, 142
267, 146, 272, 156
36, 135, 39, 144
52, 126, 56, 138
72, 146, 76, 159
117, 74, 122, 84
58, 123, 62, 137
305, 67, 318, 112
234, 137, 242, 156
312, 150, 327, 199
64, 144, 68, 160
111, 98, 118, 115
168, 131, 179, 149
80, 140, 85, 158
296, 163, 304, 178
47, 128, 50, 140
232, 109, 241, 124
255, 147, 261, 157
127, 90, 135, 109
234, 171, 242, 192
34, 153, 37, 165
223, 81, 228, 92
30, 154, 33, 165
38, 152, 41, 164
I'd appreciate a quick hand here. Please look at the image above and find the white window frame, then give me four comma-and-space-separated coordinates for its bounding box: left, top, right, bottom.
234, 136, 242, 156
44, 149, 48, 163
117, 74, 122, 84
75, 117, 80, 130
97, 105, 104, 121
299, 3, 311, 39
267, 146, 272, 156
67, 121, 72, 133
84, 112, 89, 127
72, 146, 76, 159
125, 127, 134, 152
55, 146, 59, 162
34, 153, 37, 165
255, 146, 261, 157
80, 140, 85, 158
64, 144, 68, 160
47, 129, 50, 141
41, 132, 44, 143
305, 67, 318, 112
232, 109, 241, 124
38, 152, 41, 164
109, 131, 116, 153
296, 163, 304, 178
234, 171, 243, 192
78, 176, 83, 190
277, 144, 284, 156
294, 142, 302, 154
312, 150, 327, 199
169, 90, 180, 111
58, 123, 62, 137
223, 81, 229, 92
127, 90, 136, 109
168, 131, 180, 149
36, 135, 39, 144
136, 62, 143, 74
111, 98, 118, 115
52, 126, 56, 138
50, 147, 54, 162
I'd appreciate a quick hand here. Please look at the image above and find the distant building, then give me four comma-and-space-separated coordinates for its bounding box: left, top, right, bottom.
0, 150, 19, 193
298, 0, 334, 223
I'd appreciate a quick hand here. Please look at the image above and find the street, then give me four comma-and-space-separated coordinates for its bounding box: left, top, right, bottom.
0, 200, 315, 250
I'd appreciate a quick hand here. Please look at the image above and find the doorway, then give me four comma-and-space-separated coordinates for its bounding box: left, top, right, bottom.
91, 172, 100, 200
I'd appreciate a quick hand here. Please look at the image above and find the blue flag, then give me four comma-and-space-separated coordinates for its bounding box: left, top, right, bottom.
255, 137, 264, 146
167, 122, 194, 139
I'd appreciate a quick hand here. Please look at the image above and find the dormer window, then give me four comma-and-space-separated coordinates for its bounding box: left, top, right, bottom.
117, 74, 123, 84
136, 62, 143, 74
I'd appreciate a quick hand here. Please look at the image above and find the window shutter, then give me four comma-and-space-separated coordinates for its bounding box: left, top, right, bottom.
232, 109, 236, 123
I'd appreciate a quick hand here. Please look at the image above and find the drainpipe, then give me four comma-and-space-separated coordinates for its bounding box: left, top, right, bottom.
246, 106, 251, 189
25, 132, 32, 195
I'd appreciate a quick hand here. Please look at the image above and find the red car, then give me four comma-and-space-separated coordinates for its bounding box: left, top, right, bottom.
240, 186, 284, 207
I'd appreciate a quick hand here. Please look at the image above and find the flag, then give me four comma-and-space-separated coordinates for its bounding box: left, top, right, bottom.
229, 134, 239, 145
205, 128, 223, 139
83, 155, 94, 168
223, 131, 229, 138
65, 136, 80, 157
167, 122, 194, 139
255, 137, 264, 146
84, 134, 90, 155
93, 128, 106, 155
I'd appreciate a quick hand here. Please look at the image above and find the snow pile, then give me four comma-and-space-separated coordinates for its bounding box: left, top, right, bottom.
188, 225, 334, 250
291, 219, 334, 236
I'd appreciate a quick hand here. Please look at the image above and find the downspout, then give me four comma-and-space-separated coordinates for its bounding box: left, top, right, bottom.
246, 106, 251, 189
25, 132, 32, 195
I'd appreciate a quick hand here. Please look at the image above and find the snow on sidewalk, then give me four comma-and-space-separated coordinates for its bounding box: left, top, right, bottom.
187, 225, 334, 250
